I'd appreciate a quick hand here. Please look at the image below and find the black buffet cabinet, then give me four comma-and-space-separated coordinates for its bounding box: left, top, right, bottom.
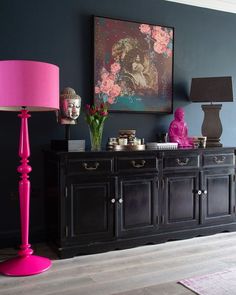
44, 148, 236, 258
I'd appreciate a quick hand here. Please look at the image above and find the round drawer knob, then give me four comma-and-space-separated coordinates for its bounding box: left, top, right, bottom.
198, 190, 202, 195
203, 190, 207, 195
111, 198, 116, 204
118, 198, 123, 204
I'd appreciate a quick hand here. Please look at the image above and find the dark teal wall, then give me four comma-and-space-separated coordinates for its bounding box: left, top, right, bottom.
0, 0, 236, 245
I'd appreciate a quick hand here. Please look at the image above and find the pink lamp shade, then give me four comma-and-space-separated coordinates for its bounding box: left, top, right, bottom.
0, 60, 59, 276
0, 60, 59, 111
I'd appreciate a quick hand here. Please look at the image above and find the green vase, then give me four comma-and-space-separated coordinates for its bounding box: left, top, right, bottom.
89, 123, 104, 151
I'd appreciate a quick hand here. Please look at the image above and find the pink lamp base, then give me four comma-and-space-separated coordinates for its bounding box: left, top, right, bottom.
0, 255, 51, 276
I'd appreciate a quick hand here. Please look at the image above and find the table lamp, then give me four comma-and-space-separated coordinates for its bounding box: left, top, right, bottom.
190, 76, 233, 147
0, 60, 59, 276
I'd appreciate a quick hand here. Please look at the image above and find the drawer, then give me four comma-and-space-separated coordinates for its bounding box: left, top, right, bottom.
163, 154, 200, 169
66, 158, 113, 174
117, 156, 158, 172
203, 153, 235, 167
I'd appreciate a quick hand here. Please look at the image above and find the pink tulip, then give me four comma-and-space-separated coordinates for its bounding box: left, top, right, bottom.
100, 111, 108, 116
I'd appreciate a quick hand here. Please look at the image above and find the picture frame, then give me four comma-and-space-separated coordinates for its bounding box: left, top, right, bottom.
93, 16, 174, 113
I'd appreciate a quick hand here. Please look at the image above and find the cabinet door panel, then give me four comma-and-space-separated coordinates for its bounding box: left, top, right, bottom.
207, 176, 229, 216
66, 177, 115, 243
163, 171, 199, 229
201, 169, 235, 224
117, 174, 159, 238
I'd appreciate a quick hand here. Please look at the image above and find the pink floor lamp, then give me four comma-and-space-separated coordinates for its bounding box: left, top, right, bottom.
0, 60, 59, 276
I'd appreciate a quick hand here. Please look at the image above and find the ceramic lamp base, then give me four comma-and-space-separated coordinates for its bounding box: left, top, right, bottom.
0, 255, 52, 276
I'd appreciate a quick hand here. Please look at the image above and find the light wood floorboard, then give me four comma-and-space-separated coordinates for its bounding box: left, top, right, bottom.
1, 232, 236, 294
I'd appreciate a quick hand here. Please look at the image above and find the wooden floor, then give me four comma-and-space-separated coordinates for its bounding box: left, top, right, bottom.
1, 232, 236, 294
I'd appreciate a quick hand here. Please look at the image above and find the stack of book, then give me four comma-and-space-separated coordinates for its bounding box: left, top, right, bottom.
146, 142, 178, 150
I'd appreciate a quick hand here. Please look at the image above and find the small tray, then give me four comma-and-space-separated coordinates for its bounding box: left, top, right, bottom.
113, 144, 145, 151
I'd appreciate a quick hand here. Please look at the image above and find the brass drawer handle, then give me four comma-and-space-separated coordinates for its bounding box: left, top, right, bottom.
83, 162, 100, 171
176, 158, 189, 166
131, 160, 146, 168
213, 156, 226, 164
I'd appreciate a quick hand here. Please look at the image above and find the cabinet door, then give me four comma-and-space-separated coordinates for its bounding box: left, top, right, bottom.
65, 176, 115, 244
162, 171, 200, 229
117, 174, 159, 238
201, 168, 235, 225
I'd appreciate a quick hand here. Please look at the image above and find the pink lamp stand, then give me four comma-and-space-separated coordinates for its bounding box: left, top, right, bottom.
0, 110, 51, 276
0, 253, 52, 276
0, 60, 59, 276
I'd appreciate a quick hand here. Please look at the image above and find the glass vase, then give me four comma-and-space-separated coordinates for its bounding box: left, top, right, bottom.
89, 123, 104, 151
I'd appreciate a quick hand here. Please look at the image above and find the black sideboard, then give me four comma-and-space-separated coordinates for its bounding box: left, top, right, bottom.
44, 147, 236, 258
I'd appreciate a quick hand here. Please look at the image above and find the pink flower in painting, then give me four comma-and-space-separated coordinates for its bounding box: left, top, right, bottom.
151, 26, 171, 55
108, 73, 116, 81
153, 41, 167, 54
100, 78, 115, 94
152, 26, 163, 40
95, 63, 121, 105
157, 32, 170, 45
160, 33, 170, 47
101, 71, 109, 80
140, 24, 173, 58
95, 86, 100, 94
154, 28, 170, 45
110, 62, 121, 74
166, 48, 172, 57
139, 24, 151, 35
109, 84, 121, 98
108, 96, 116, 104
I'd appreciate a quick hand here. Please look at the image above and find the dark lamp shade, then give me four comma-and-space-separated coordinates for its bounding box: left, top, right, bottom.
190, 76, 233, 102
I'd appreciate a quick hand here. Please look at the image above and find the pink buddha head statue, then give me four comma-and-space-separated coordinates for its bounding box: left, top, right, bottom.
174, 107, 185, 121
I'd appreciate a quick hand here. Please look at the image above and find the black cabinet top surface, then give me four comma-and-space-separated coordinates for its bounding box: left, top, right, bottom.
44, 147, 236, 158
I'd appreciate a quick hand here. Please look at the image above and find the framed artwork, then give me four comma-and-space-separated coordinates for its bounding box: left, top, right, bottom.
94, 16, 174, 113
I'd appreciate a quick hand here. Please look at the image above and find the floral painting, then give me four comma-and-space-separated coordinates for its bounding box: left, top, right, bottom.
94, 16, 174, 113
